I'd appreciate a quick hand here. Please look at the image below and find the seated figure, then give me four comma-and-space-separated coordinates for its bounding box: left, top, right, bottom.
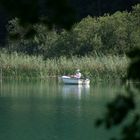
73, 69, 82, 78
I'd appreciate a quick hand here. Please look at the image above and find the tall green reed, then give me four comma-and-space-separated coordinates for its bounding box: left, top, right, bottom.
0, 51, 128, 80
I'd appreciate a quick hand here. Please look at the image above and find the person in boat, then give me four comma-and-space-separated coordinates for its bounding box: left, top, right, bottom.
71, 69, 82, 79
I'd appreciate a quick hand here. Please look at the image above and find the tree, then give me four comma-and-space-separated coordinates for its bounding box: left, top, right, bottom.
95, 6, 140, 140
0, 0, 140, 30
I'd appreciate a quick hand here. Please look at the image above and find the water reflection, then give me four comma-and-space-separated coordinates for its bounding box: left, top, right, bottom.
61, 85, 90, 99
0, 79, 59, 97
0, 79, 127, 140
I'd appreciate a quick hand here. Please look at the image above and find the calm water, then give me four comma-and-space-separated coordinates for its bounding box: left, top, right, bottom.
0, 79, 134, 140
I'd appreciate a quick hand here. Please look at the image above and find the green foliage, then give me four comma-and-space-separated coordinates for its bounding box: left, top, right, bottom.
0, 51, 128, 79
127, 48, 140, 81
95, 6, 140, 139
6, 4, 140, 58
126, 5, 140, 82
0, 0, 139, 30
98, 12, 130, 54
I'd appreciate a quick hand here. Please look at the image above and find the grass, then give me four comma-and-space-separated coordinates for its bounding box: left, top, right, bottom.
0, 51, 129, 80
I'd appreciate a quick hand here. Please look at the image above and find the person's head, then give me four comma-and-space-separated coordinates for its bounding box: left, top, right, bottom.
76, 69, 80, 73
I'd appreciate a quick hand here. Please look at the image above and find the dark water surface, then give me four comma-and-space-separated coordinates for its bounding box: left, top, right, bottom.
0, 79, 129, 140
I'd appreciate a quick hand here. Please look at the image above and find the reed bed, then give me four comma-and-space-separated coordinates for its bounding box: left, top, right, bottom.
0, 52, 129, 80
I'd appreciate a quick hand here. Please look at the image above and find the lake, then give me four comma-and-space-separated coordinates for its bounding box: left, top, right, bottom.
0, 79, 136, 140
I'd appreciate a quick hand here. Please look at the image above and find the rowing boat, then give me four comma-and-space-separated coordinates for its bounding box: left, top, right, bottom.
59, 76, 90, 85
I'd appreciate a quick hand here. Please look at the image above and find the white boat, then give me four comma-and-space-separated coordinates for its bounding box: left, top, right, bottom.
59, 76, 90, 85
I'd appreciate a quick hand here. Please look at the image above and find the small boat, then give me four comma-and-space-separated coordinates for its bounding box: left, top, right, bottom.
59, 76, 90, 85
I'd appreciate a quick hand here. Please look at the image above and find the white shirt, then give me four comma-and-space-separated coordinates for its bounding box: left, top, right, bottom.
74, 72, 81, 78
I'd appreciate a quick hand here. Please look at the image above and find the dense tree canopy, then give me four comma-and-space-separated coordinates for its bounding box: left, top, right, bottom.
6, 4, 140, 58
0, 0, 140, 46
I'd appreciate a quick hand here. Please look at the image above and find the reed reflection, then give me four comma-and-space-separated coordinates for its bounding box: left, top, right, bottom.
61, 85, 90, 99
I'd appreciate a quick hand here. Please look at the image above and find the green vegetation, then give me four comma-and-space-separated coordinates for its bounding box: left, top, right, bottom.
0, 4, 140, 80
0, 52, 128, 80
6, 4, 140, 58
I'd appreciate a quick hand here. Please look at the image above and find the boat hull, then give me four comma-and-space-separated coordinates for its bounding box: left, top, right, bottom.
59, 76, 90, 85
